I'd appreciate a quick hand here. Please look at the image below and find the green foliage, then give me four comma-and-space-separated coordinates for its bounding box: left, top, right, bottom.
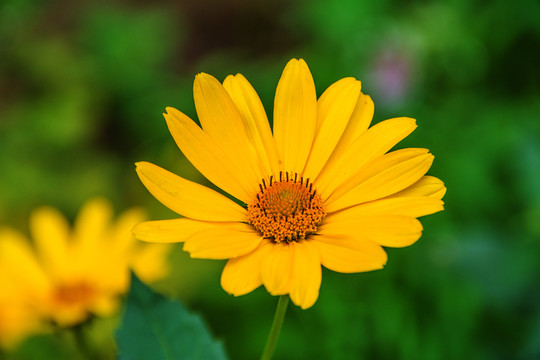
1, 0, 540, 358
116, 274, 227, 360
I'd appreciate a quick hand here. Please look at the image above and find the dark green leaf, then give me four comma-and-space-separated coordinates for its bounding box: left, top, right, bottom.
116, 274, 227, 360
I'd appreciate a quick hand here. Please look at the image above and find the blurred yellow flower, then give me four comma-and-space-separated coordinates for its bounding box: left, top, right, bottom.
133, 58, 445, 309
0, 198, 171, 342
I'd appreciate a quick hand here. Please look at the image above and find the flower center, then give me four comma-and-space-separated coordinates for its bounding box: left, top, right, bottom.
247, 172, 326, 243
54, 282, 95, 305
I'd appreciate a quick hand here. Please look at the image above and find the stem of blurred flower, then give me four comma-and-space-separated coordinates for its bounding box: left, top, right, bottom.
260, 295, 289, 360
73, 324, 87, 352
71, 320, 98, 360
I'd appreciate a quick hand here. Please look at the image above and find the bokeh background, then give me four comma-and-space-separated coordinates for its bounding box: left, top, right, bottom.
1, 0, 540, 359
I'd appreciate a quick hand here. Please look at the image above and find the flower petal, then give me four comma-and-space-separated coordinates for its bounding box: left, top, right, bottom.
0, 228, 51, 296
90, 296, 119, 317
136, 161, 247, 221
260, 241, 322, 309
194, 73, 265, 184
390, 175, 447, 199
133, 218, 222, 243
310, 234, 387, 273
336, 92, 375, 148
131, 244, 172, 283
51, 307, 89, 327
223, 73, 280, 175
183, 223, 262, 259
165, 107, 256, 203
72, 198, 113, 269
320, 215, 423, 248
273, 58, 317, 173
29, 207, 70, 279
0, 283, 41, 349
289, 241, 321, 309
261, 242, 293, 295
325, 148, 434, 212
329, 197, 444, 219
316, 117, 417, 200
221, 240, 273, 296
110, 207, 146, 254
303, 78, 361, 180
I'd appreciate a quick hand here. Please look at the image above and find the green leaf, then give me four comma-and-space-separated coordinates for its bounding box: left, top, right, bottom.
116, 273, 227, 360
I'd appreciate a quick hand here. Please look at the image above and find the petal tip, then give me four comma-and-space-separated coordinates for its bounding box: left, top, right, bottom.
195, 72, 216, 84
135, 161, 151, 171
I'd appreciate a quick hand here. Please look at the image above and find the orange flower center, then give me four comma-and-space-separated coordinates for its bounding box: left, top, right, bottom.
54, 282, 95, 305
247, 172, 326, 243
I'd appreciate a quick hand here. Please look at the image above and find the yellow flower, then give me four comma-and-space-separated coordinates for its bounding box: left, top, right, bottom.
133, 58, 446, 309
0, 198, 171, 332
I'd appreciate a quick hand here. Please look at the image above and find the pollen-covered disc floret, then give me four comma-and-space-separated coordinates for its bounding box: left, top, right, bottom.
247, 172, 326, 243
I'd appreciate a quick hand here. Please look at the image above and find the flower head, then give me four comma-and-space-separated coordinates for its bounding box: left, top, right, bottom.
0, 198, 171, 337
134, 58, 445, 309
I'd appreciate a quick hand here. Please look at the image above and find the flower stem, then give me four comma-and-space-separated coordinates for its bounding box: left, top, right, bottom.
260, 295, 289, 360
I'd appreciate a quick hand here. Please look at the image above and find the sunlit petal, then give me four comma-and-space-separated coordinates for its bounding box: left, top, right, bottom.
273, 58, 317, 173
311, 234, 387, 273
165, 107, 256, 203
303, 78, 361, 180
221, 240, 273, 296
183, 223, 262, 259
194, 73, 265, 184
326, 148, 434, 212
223, 73, 280, 175
136, 161, 247, 221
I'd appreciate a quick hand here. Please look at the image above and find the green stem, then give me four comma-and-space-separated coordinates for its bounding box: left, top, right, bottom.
71, 319, 98, 360
260, 295, 289, 360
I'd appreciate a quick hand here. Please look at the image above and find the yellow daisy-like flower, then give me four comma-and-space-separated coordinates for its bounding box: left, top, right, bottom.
134, 58, 446, 309
0, 198, 171, 331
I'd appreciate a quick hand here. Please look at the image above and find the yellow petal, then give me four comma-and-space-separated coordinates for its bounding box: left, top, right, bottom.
110, 207, 146, 255
337, 92, 375, 147
261, 242, 293, 295
320, 215, 423, 248
223, 73, 280, 175
194, 73, 264, 184
71, 198, 112, 269
289, 241, 321, 309
273, 58, 317, 173
220, 240, 273, 296
329, 197, 444, 219
51, 307, 89, 327
0, 295, 41, 349
183, 223, 262, 259
165, 107, 256, 203
260, 241, 322, 309
310, 234, 387, 273
303, 78, 361, 180
91, 259, 130, 293
74, 198, 112, 237
316, 117, 417, 200
326, 148, 434, 212
390, 175, 447, 199
131, 244, 172, 283
90, 295, 119, 317
29, 206, 70, 279
133, 218, 222, 243
136, 161, 247, 221
0, 228, 51, 296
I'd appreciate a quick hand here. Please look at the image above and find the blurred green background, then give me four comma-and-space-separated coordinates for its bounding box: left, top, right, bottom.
1, 0, 539, 359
